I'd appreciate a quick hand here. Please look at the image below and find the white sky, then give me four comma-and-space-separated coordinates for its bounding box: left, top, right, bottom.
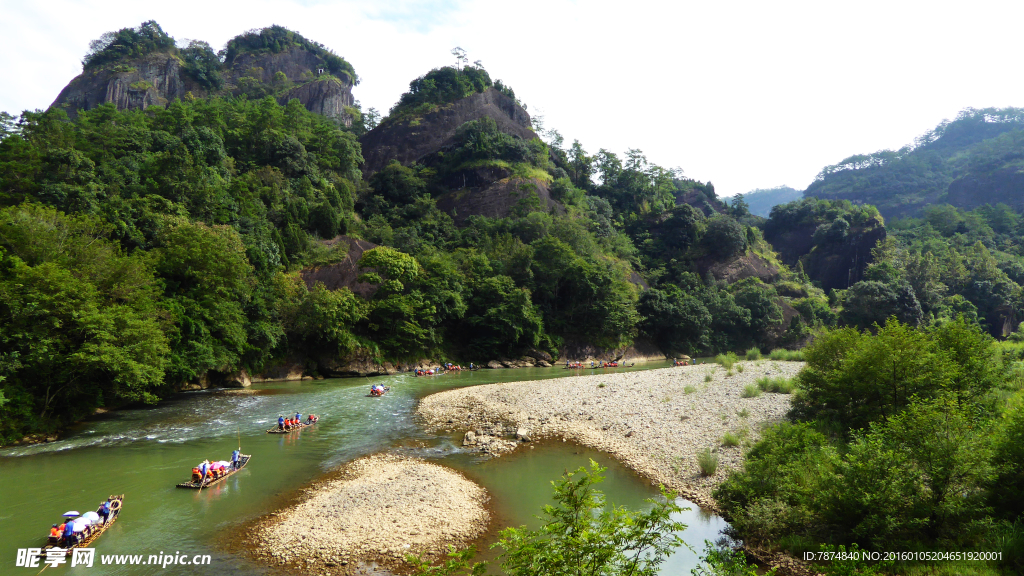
2, 0, 1022, 197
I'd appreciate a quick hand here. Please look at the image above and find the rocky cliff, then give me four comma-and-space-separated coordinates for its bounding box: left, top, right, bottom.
52, 53, 204, 116
435, 171, 565, 225
51, 46, 354, 125
358, 88, 535, 177
946, 167, 1024, 211
768, 223, 885, 291
300, 236, 380, 298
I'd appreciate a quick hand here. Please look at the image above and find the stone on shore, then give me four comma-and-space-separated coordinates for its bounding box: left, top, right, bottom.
418, 361, 804, 510
253, 454, 489, 571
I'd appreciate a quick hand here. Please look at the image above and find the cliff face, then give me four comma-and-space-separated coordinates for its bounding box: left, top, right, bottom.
51, 47, 354, 125
767, 224, 885, 291
946, 168, 1024, 210
358, 88, 535, 177
52, 53, 204, 116
435, 170, 565, 225
300, 236, 379, 298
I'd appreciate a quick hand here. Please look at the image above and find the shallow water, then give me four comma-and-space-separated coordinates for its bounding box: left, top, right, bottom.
0, 363, 726, 575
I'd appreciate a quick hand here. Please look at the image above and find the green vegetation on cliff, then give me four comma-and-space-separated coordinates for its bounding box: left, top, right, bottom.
385, 65, 495, 123
223, 25, 358, 84
83, 20, 175, 69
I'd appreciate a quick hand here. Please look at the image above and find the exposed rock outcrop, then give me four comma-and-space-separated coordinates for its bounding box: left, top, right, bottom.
701, 252, 781, 284
766, 223, 885, 291
947, 168, 1024, 211
435, 175, 564, 224
52, 53, 203, 117
358, 88, 535, 177
51, 46, 355, 125
803, 225, 886, 291
300, 236, 380, 299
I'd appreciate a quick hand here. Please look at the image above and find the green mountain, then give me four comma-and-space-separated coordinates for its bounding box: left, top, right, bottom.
804, 107, 1024, 219
731, 185, 802, 217
0, 22, 832, 444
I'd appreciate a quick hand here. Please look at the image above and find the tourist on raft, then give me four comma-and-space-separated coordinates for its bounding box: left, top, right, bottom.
97, 499, 111, 524
61, 517, 76, 546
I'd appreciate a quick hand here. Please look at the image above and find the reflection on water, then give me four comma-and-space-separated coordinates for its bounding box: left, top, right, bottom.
0, 363, 727, 575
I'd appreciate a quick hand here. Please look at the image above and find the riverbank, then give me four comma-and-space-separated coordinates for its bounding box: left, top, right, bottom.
251, 454, 489, 574
418, 361, 804, 511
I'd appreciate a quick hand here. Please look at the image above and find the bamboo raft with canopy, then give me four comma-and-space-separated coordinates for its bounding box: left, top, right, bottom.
176, 455, 250, 489
38, 494, 124, 557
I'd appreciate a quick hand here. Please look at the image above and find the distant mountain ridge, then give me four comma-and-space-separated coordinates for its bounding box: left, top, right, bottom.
734, 186, 803, 217
803, 107, 1024, 218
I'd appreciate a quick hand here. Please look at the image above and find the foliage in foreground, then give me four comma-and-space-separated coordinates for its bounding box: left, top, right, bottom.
408, 461, 687, 576
715, 318, 1024, 575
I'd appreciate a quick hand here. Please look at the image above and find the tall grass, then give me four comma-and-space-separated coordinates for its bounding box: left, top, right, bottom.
768, 348, 804, 361
697, 448, 718, 476
745, 347, 762, 360
756, 376, 797, 394
714, 352, 739, 370
722, 432, 741, 447
741, 384, 762, 398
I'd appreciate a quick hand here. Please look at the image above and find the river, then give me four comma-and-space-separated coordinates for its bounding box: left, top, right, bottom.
0, 363, 728, 575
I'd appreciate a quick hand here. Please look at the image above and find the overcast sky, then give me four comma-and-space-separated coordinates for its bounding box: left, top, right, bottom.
2, 0, 1022, 197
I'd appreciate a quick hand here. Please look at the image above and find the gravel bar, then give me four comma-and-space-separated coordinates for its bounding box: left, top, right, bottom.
252, 454, 489, 573
418, 361, 804, 510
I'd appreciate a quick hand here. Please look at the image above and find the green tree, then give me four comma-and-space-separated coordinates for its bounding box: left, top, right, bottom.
791, 318, 955, 431
461, 275, 542, 356
496, 461, 687, 576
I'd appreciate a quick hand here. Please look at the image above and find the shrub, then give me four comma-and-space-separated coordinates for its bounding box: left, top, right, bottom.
723, 432, 741, 447
769, 348, 804, 361
726, 369, 735, 377
736, 364, 745, 373
704, 373, 713, 383
714, 352, 738, 369
697, 448, 719, 476
737, 408, 750, 419
757, 376, 797, 394
741, 384, 762, 398
745, 346, 762, 360
684, 385, 697, 394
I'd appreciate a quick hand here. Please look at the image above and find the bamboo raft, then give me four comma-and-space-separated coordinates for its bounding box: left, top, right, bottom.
39, 495, 124, 557
266, 420, 316, 434
175, 455, 250, 489
367, 386, 391, 397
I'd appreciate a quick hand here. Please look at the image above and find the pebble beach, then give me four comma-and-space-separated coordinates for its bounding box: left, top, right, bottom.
252, 454, 490, 574
418, 361, 805, 510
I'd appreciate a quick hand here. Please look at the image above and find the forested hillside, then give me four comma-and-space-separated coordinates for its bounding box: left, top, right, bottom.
0, 22, 829, 444
4, 21, 1023, 451
805, 107, 1024, 218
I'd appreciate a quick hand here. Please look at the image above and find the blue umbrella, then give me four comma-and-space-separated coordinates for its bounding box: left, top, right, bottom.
62, 511, 80, 517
